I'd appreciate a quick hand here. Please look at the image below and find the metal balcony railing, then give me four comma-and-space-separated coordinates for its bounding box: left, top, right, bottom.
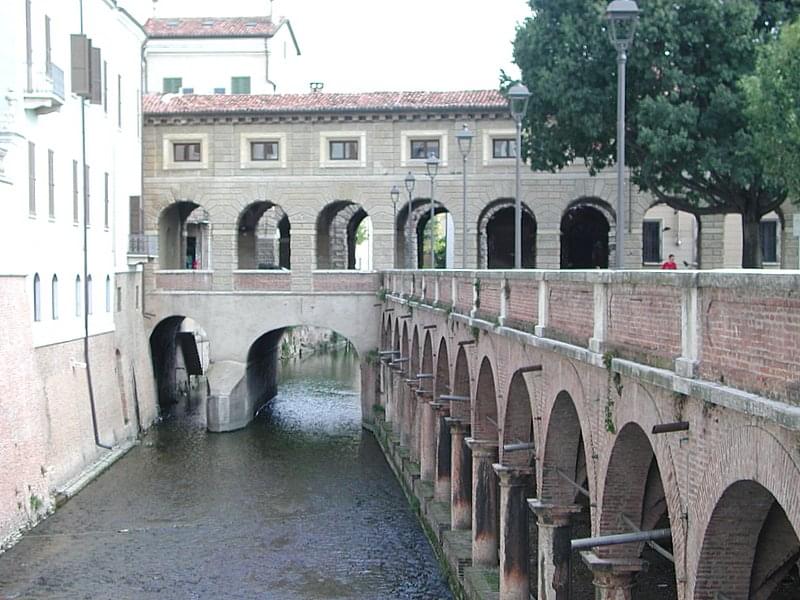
128, 233, 158, 256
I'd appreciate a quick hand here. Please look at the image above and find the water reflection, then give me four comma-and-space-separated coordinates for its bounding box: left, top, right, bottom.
0, 350, 452, 600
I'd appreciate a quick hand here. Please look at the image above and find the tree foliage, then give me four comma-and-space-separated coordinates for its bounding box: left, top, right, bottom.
512, 0, 800, 266
744, 17, 800, 199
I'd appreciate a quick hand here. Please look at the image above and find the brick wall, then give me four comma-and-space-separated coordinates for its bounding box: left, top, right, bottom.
437, 275, 453, 306
607, 284, 681, 366
548, 282, 594, 346
155, 270, 213, 291
477, 278, 502, 318
506, 279, 538, 328
312, 271, 381, 293
699, 287, 800, 404
233, 271, 292, 292
455, 277, 473, 314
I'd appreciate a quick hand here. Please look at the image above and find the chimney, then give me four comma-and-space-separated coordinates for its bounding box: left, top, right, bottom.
310, 82, 324, 93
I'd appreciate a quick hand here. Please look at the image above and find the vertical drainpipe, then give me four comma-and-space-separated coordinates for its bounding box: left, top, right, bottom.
80, 0, 113, 450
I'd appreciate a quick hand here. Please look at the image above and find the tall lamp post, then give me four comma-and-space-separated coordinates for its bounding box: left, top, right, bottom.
390, 185, 400, 268
404, 171, 415, 269
508, 83, 531, 269
606, 0, 640, 270
425, 153, 440, 269
455, 124, 474, 269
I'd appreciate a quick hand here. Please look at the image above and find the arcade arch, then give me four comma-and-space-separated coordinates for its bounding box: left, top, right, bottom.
316, 200, 372, 270
477, 199, 537, 269
237, 201, 290, 269
397, 199, 453, 269
158, 201, 211, 270
560, 198, 614, 269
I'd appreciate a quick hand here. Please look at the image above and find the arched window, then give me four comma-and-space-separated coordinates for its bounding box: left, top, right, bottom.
105, 275, 111, 312
33, 273, 41, 321
75, 275, 82, 317
51, 275, 59, 320
87, 275, 93, 315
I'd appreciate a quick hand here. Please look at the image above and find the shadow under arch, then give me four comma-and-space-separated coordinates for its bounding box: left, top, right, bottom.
597, 422, 678, 599
473, 356, 499, 441
149, 315, 207, 412
237, 201, 290, 270
560, 197, 615, 269
477, 198, 537, 269
158, 200, 211, 269
316, 200, 370, 270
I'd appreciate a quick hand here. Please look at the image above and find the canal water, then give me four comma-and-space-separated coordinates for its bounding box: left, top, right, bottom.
0, 351, 453, 600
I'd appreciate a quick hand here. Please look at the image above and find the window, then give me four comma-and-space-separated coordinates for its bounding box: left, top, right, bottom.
329, 140, 358, 160
72, 160, 79, 223
250, 141, 279, 161
51, 275, 59, 319
492, 138, 516, 158
410, 139, 440, 160
104, 172, 109, 228
33, 273, 41, 321
761, 220, 778, 263
116, 286, 122, 312
28, 141, 35, 216
163, 77, 182, 93
231, 76, 250, 94
75, 275, 81, 316
87, 275, 93, 315
48, 149, 54, 219
105, 276, 111, 312
642, 220, 662, 264
173, 142, 201, 162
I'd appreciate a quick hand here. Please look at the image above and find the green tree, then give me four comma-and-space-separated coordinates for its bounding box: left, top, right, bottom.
512, 0, 799, 267
744, 17, 800, 199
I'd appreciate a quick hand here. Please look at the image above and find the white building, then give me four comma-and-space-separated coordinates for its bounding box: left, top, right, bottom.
0, 0, 158, 546
144, 15, 301, 95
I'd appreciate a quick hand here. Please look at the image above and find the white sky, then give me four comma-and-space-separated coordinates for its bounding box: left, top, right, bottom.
145, 0, 532, 93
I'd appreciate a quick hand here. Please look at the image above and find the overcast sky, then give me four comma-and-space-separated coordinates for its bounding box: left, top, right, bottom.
146, 0, 532, 94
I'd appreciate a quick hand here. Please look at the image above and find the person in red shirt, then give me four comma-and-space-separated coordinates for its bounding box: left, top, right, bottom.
661, 254, 678, 270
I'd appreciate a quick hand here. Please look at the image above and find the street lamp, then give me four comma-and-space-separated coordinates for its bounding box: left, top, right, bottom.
390, 185, 400, 268
404, 171, 416, 269
455, 124, 474, 269
606, 0, 640, 270
508, 83, 531, 269
425, 153, 440, 269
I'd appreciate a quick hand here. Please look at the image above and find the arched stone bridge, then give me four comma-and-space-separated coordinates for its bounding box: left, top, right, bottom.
376, 269, 800, 600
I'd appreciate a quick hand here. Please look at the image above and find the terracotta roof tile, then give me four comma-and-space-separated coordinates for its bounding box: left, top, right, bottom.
143, 90, 507, 115
145, 17, 280, 38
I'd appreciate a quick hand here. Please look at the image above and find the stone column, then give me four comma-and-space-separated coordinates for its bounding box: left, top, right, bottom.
419, 394, 436, 482
581, 552, 645, 600
446, 418, 472, 529
467, 437, 500, 567
494, 464, 534, 600
529, 500, 582, 600
432, 402, 451, 501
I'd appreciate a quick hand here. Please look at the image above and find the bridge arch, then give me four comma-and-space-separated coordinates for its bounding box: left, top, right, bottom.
693, 426, 800, 599
158, 201, 211, 270
236, 201, 290, 269
435, 337, 451, 398
316, 200, 371, 270
500, 370, 535, 469
410, 326, 421, 459
473, 356, 499, 442
477, 198, 537, 269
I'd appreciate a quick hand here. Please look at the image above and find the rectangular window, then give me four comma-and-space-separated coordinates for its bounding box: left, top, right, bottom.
117, 74, 122, 128
85, 164, 90, 226
492, 138, 516, 158
410, 139, 440, 160
761, 220, 778, 263
642, 220, 662, 264
329, 140, 358, 161
73, 160, 79, 223
48, 149, 54, 219
231, 76, 251, 94
103, 61, 108, 113
104, 172, 109, 228
45, 15, 52, 75
116, 286, 122, 312
173, 142, 202, 162
250, 141, 279, 161
25, 0, 32, 90
28, 142, 35, 216
163, 77, 182, 93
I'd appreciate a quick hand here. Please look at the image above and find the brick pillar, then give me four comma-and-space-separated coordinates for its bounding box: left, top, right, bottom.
494, 465, 534, 600
467, 438, 500, 567
419, 394, 436, 482
447, 418, 472, 529
433, 402, 451, 501
410, 386, 421, 462
529, 500, 582, 600
581, 552, 645, 600
399, 378, 411, 448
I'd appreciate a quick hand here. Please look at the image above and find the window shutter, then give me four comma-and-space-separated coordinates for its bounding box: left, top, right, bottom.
129, 196, 142, 234
70, 34, 91, 97
28, 142, 35, 216
90, 46, 102, 104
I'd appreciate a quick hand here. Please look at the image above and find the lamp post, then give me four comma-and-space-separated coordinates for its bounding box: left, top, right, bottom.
508, 83, 531, 269
425, 153, 440, 269
404, 171, 415, 269
606, 0, 640, 270
456, 124, 474, 269
390, 185, 400, 268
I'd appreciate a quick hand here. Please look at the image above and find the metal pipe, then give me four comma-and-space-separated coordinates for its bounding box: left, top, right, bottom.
458, 339, 477, 346
439, 394, 470, 402
557, 468, 590, 498
416, 373, 434, 379
503, 442, 536, 452
652, 421, 690, 434
423, 324, 437, 330
620, 514, 674, 563
571, 528, 671, 551
517, 365, 542, 374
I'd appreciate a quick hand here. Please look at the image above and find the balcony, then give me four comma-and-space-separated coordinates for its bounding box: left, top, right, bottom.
24, 65, 65, 115
127, 233, 158, 265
